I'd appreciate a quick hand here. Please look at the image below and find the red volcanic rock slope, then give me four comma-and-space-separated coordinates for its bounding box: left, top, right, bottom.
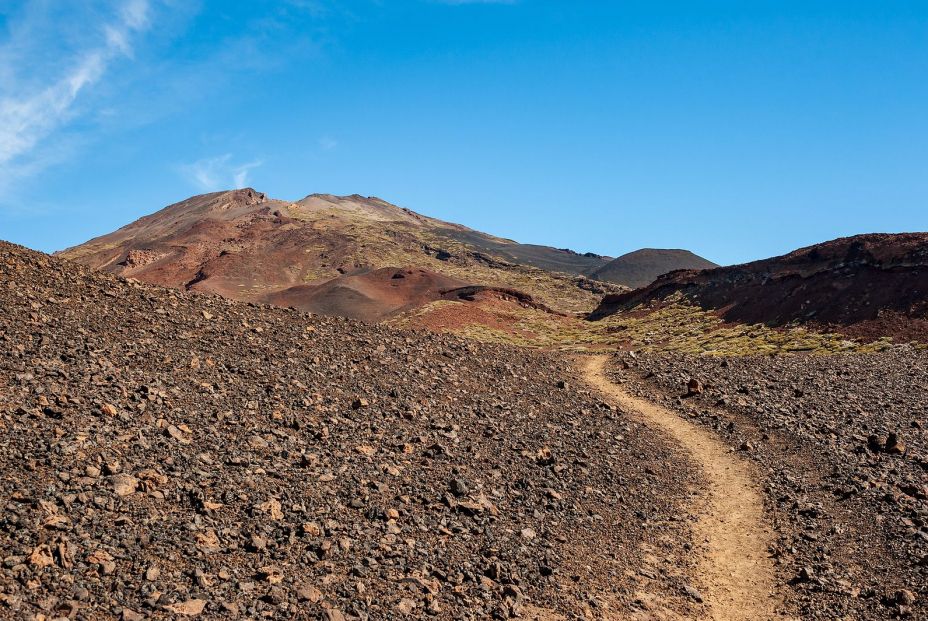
265, 268, 469, 323
58, 189, 625, 318
590, 233, 928, 342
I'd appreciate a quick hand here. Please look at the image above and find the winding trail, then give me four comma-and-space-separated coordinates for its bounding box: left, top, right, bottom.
581, 355, 781, 621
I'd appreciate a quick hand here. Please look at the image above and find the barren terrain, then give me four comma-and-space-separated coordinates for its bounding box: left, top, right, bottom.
1, 242, 713, 620
4, 220, 928, 621
609, 349, 928, 618
593, 233, 928, 343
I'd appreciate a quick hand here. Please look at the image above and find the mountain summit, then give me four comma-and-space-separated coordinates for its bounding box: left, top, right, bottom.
590, 248, 718, 289
59, 190, 628, 320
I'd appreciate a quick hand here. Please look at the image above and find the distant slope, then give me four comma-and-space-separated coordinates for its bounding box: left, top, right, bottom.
590, 248, 717, 289
59, 189, 625, 316
437, 228, 612, 275
590, 233, 928, 342
265, 267, 468, 322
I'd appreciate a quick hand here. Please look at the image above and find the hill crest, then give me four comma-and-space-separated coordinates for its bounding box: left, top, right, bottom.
590, 248, 718, 289
591, 232, 928, 342
58, 189, 627, 319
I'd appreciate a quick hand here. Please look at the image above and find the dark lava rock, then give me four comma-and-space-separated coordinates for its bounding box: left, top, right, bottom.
0, 242, 698, 620
615, 348, 928, 620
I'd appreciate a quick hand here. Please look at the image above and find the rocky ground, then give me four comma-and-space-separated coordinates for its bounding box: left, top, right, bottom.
610, 349, 928, 619
0, 241, 699, 621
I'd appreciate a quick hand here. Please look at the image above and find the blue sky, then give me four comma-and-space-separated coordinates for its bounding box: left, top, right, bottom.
1, 0, 926, 265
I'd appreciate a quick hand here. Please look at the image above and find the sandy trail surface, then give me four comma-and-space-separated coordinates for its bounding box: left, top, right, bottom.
581, 355, 782, 621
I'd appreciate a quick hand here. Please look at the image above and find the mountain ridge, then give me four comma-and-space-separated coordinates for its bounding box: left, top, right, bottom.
590, 232, 928, 343
58, 189, 629, 319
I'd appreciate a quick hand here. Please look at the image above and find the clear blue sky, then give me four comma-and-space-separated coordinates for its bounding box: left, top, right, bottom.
1, 1, 926, 265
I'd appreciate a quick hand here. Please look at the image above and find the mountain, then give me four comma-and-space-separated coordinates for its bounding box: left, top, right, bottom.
59, 189, 624, 319
590, 233, 928, 342
437, 228, 613, 275
589, 248, 718, 289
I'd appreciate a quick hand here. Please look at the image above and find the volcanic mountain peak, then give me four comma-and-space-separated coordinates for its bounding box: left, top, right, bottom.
590, 247, 718, 289
62, 188, 283, 253
100, 190, 451, 237
149, 187, 273, 219
291, 192, 468, 230
59, 189, 629, 319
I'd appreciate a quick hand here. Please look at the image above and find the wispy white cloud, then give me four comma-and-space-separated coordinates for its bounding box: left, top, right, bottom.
318, 136, 338, 151
180, 154, 263, 192
0, 0, 152, 187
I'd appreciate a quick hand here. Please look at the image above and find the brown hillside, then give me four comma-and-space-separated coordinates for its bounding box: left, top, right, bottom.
58, 189, 624, 316
264, 267, 468, 323
590, 233, 928, 342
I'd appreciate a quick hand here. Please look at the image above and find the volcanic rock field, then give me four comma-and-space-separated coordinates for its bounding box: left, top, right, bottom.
612, 350, 927, 618
0, 242, 705, 620
2, 231, 927, 620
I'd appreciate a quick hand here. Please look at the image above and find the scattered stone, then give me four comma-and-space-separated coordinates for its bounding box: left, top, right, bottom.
686, 378, 704, 396
166, 424, 192, 445
323, 609, 346, 621
257, 565, 284, 584
29, 545, 54, 568
122, 608, 145, 621
683, 584, 703, 603
296, 584, 322, 603
449, 478, 469, 497
396, 598, 417, 614
256, 498, 283, 521
163, 599, 207, 616
247, 534, 268, 553
111, 474, 139, 497
886, 432, 905, 455
896, 590, 917, 606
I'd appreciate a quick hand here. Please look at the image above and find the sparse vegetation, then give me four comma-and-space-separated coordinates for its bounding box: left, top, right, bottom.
390, 297, 895, 356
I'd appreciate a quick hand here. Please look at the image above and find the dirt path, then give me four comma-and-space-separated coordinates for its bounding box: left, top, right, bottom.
581, 355, 781, 621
